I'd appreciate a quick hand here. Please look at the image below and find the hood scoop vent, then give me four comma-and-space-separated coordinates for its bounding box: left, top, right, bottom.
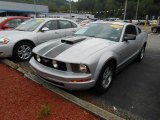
61, 37, 86, 44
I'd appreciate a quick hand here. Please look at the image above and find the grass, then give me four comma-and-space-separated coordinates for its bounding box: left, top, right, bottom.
37, 104, 50, 120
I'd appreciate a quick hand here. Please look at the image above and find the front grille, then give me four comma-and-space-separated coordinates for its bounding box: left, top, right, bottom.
71, 63, 80, 73
34, 54, 67, 71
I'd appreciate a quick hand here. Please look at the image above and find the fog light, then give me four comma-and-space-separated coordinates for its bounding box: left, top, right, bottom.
36, 55, 41, 62
52, 60, 58, 68
79, 64, 88, 73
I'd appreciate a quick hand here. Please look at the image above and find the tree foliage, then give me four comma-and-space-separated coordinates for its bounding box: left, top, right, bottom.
77, 0, 160, 19
0, 0, 160, 19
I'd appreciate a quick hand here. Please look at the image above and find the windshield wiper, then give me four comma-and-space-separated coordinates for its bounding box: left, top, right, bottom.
15, 29, 26, 31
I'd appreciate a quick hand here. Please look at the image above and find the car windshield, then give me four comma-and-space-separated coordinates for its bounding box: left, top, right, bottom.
15, 19, 45, 31
0, 17, 7, 23
74, 23, 124, 42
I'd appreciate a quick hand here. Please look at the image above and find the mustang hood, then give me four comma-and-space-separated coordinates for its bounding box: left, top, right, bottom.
34, 36, 116, 63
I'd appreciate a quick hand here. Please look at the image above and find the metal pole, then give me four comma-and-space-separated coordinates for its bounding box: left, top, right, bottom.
135, 0, 140, 20
69, 0, 72, 19
123, 0, 127, 20
34, 0, 37, 18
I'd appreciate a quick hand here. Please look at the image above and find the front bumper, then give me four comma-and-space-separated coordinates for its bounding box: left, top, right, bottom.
0, 44, 13, 58
29, 58, 96, 90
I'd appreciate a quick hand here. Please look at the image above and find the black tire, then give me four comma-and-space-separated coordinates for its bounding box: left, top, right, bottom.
94, 61, 115, 93
13, 42, 34, 61
152, 27, 158, 33
136, 45, 146, 62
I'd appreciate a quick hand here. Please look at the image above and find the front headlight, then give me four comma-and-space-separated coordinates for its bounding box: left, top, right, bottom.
52, 60, 58, 68
36, 55, 41, 62
79, 64, 88, 73
0, 37, 10, 44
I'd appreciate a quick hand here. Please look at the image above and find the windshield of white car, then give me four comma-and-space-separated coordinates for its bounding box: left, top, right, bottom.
0, 17, 7, 23
15, 19, 45, 31
74, 23, 123, 42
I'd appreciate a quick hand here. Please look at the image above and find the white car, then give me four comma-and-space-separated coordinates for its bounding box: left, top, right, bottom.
0, 18, 80, 61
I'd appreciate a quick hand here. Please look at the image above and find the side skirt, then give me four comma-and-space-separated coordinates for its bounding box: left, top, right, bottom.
115, 54, 138, 74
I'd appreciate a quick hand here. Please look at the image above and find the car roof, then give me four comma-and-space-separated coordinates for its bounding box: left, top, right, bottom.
90, 21, 134, 26
3, 16, 30, 19
34, 18, 75, 21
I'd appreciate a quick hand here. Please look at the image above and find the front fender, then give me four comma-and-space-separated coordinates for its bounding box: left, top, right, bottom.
93, 52, 118, 81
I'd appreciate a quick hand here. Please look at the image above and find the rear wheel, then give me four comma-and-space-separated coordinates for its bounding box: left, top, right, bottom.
152, 27, 158, 33
94, 62, 115, 93
13, 42, 33, 61
136, 45, 146, 62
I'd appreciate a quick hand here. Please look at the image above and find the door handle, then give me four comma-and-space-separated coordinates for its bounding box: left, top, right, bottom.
55, 32, 59, 34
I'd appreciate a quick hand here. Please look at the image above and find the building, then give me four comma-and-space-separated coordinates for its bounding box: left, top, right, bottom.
48, 13, 95, 19
0, 1, 49, 17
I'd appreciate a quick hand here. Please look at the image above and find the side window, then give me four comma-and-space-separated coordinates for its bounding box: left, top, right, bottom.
138, 27, 142, 34
43, 20, 58, 30
59, 20, 72, 29
125, 25, 137, 35
5, 19, 22, 28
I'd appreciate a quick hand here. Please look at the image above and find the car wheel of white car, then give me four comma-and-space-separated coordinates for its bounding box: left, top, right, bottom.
13, 42, 33, 61
136, 45, 146, 62
95, 62, 115, 93
152, 28, 157, 33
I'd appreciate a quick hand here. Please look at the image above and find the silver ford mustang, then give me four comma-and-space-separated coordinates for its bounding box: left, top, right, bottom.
30, 21, 148, 92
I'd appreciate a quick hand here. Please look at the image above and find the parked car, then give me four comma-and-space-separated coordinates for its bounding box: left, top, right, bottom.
151, 25, 160, 33
30, 21, 148, 93
132, 20, 139, 25
0, 18, 80, 61
105, 18, 120, 21
79, 19, 94, 27
0, 16, 30, 31
138, 20, 146, 25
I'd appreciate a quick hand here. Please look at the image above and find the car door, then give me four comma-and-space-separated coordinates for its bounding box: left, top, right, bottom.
117, 25, 138, 65
37, 20, 61, 44
58, 20, 78, 37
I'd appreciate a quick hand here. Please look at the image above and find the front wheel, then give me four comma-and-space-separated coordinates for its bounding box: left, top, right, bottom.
13, 42, 33, 61
94, 62, 115, 93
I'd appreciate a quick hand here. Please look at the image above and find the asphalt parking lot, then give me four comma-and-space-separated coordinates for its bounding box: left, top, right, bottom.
11, 33, 160, 120
67, 33, 160, 120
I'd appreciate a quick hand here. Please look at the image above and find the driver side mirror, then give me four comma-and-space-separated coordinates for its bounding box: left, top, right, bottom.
123, 34, 136, 41
41, 27, 49, 32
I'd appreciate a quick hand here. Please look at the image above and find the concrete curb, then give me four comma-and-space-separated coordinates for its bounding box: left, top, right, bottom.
1, 59, 125, 120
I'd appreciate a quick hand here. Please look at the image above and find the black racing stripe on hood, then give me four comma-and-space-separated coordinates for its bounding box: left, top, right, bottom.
37, 41, 61, 55
44, 43, 72, 58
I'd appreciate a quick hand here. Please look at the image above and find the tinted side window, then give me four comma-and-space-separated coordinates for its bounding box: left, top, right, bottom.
5, 19, 22, 28
43, 20, 58, 30
125, 25, 137, 35
59, 20, 72, 29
